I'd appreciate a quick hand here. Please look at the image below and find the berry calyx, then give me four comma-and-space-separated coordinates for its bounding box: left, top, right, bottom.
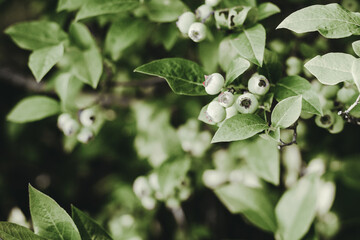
188, 22, 207, 42
79, 108, 96, 127
248, 74, 270, 96
235, 93, 259, 114
218, 91, 235, 108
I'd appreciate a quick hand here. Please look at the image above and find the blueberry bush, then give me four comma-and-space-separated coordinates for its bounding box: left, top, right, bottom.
1, 0, 360, 239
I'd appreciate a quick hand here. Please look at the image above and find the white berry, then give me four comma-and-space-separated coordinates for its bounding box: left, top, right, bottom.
202, 169, 227, 189
176, 12, 196, 35
205, 0, 221, 7
235, 93, 259, 114
206, 101, 226, 123
133, 176, 152, 198
203, 73, 224, 95
57, 113, 71, 130
196, 4, 213, 22
218, 91, 235, 108
79, 108, 96, 127
188, 22, 207, 42
63, 119, 80, 136
248, 74, 270, 96
77, 128, 94, 144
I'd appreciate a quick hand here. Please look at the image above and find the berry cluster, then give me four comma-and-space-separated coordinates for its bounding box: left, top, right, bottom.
176, 0, 221, 42
204, 73, 270, 124
133, 173, 192, 210
57, 108, 96, 143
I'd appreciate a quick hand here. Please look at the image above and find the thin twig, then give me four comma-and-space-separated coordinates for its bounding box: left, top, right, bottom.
278, 121, 298, 149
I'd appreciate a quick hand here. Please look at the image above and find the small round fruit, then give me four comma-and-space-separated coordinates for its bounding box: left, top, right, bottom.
300, 112, 314, 120
79, 108, 96, 127
195, 4, 213, 21
235, 93, 259, 114
77, 128, 94, 144
202, 169, 227, 189
141, 196, 156, 210
205, 0, 221, 7
315, 111, 335, 129
321, 85, 340, 99
57, 113, 71, 130
328, 115, 345, 134
176, 12, 196, 35
336, 87, 356, 104
225, 104, 238, 120
203, 73, 224, 95
218, 91, 235, 107
286, 56, 303, 76
206, 101, 226, 123
63, 119, 80, 136
248, 74, 270, 96
133, 176, 152, 198
188, 22, 207, 42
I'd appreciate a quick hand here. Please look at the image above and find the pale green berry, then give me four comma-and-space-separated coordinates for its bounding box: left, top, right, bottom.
300, 112, 314, 120
328, 115, 345, 134
206, 101, 226, 123
321, 85, 340, 99
176, 12, 196, 35
79, 108, 96, 127
336, 87, 356, 104
202, 169, 227, 189
133, 176, 152, 198
286, 56, 303, 76
188, 22, 207, 42
63, 119, 80, 136
141, 196, 156, 210
248, 74, 270, 96
218, 91, 235, 107
315, 111, 335, 129
57, 113, 71, 130
235, 93, 259, 114
196, 4, 213, 21
77, 128, 94, 144
203, 73, 224, 95
205, 0, 221, 7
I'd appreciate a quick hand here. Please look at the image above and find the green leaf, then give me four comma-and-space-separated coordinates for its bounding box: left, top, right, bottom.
134, 58, 207, 96
215, 183, 277, 232
275, 76, 323, 115
259, 49, 282, 83
146, 0, 188, 22
198, 36, 221, 73
57, 0, 85, 12
218, 37, 241, 72
158, 159, 191, 197
257, 2, 280, 21
69, 22, 95, 50
351, 58, 360, 92
225, 57, 251, 86
71, 206, 113, 240
277, 3, 360, 38
230, 24, 266, 66
275, 175, 319, 240
304, 53, 355, 85
105, 18, 149, 61
7, 96, 60, 123
212, 114, 269, 143
55, 73, 83, 111
28, 44, 64, 82
29, 185, 81, 240
71, 47, 103, 88
75, 0, 139, 20
243, 137, 280, 185
5, 21, 67, 50
353, 40, 360, 57
271, 95, 302, 129
0, 222, 46, 240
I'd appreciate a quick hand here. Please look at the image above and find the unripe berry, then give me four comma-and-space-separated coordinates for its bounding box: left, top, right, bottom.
141, 196, 156, 210
336, 87, 356, 104
315, 111, 335, 129
206, 101, 226, 123
148, 172, 160, 191
176, 12, 196, 35
77, 128, 94, 144
321, 85, 340, 99
202, 169, 227, 189
79, 108, 96, 127
203, 73, 224, 95
218, 91, 235, 108
328, 115, 345, 134
196, 4, 213, 22
286, 56, 303, 76
188, 22, 207, 42
63, 119, 80, 136
225, 104, 238, 120
133, 176, 152, 198
248, 74, 270, 96
57, 113, 71, 130
235, 93, 259, 114
205, 0, 221, 7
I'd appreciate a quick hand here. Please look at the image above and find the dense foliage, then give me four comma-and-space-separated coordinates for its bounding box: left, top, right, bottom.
1, 0, 360, 239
